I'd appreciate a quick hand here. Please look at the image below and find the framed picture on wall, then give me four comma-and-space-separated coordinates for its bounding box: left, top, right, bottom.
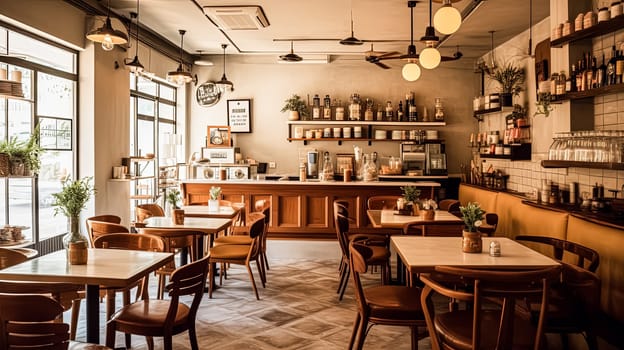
227, 99, 252, 133
206, 125, 231, 147
335, 153, 355, 176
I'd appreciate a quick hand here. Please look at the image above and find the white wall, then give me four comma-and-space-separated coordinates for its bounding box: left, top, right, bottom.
189, 56, 477, 176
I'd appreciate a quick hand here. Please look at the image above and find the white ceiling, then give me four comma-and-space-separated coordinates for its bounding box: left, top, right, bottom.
108, 0, 549, 68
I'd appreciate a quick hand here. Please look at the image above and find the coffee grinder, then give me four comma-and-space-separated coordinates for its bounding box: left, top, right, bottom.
306, 150, 319, 179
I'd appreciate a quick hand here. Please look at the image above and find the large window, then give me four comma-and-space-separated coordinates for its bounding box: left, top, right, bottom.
129, 74, 176, 207
0, 24, 77, 242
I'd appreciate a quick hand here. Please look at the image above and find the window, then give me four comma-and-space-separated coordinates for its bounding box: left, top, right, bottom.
0, 23, 77, 242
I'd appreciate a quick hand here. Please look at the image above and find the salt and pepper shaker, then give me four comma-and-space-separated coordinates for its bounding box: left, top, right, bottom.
489, 241, 501, 257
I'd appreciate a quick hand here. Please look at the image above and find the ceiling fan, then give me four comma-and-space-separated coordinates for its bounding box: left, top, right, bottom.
364, 44, 399, 69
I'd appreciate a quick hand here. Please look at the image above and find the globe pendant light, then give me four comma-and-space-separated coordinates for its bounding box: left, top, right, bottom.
166, 30, 194, 86
419, 0, 441, 69
402, 1, 421, 82
434, 0, 462, 35
215, 44, 234, 93
124, 0, 144, 73
86, 0, 128, 51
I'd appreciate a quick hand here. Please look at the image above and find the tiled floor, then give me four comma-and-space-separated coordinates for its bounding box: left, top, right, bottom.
72, 240, 598, 350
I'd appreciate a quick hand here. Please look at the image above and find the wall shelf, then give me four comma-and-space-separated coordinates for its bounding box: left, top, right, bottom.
550, 15, 624, 48
473, 106, 513, 122
551, 83, 624, 102
479, 143, 532, 161
286, 120, 446, 126
541, 160, 624, 170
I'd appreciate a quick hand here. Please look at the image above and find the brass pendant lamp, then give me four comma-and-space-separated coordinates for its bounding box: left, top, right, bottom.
166, 30, 195, 86
215, 44, 234, 93
86, 0, 128, 51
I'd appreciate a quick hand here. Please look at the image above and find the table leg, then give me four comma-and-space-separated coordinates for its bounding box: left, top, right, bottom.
86, 284, 100, 344
180, 247, 188, 265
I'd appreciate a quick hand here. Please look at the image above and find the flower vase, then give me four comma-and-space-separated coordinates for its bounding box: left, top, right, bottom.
208, 199, 220, 212
422, 209, 435, 220
63, 215, 89, 265
462, 230, 483, 253
172, 208, 185, 225
411, 203, 420, 216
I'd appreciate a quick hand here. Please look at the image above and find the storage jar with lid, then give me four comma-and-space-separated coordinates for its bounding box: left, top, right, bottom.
611, 1, 622, 17
574, 13, 584, 31
562, 20, 574, 36
598, 7, 610, 22
583, 11, 596, 28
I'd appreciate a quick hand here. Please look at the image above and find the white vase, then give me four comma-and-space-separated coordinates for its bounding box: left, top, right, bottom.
208, 199, 220, 212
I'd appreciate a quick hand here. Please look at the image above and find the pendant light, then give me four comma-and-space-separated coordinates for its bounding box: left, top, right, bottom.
86, 0, 128, 51
124, 0, 144, 73
339, 5, 363, 46
434, 0, 462, 35
402, 1, 421, 82
166, 30, 194, 86
419, 0, 441, 69
279, 41, 303, 62
215, 44, 234, 93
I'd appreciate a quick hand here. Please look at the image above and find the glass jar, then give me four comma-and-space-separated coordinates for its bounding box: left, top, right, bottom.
63, 215, 89, 265
349, 93, 361, 120
362, 154, 378, 182
320, 152, 334, 182
611, 1, 622, 18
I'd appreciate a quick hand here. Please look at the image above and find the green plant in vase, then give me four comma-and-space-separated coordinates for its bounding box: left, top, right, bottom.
166, 188, 182, 209
208, 186, 221, 212
400, 185, 421, 215
490, 62, 525, 107
51, 176, 96, 264
281, 94, 309, 121
459, 202, 485, 253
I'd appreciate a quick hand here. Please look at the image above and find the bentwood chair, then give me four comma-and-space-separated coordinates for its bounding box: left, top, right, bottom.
438, 199, 460, 214
0, 248, 84, 341
515, 235, 600, 349
367, 195, 401, 210
86, 219, 129, 247
0, 294, 111, 350
208, 213, 266, 300
334, 201, 390, 301
477, 213, 499, 237
106, 256, 210, 350
84, 214, 121, 235
134, 203, 166, 229
420, 265, 561, 350
348, 242, 426, 350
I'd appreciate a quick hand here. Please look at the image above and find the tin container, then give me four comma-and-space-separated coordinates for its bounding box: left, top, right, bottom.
611, 1, 622, 17
489, 241, 501, 257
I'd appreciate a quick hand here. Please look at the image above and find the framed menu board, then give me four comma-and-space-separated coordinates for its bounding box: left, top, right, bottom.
227, 99, 252, 133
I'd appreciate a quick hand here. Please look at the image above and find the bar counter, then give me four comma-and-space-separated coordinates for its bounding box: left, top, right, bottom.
181, 179, 440, 239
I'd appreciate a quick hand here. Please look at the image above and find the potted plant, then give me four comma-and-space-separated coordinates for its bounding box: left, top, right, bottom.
459, 202, 485, 253
0, 124, 44, 176
51, 176, 96, 264
421, 199, 438, 220
23, 123, 43, 176
166, 188, 184, 224
490, 63, 525, 107
281, 94, 309, 121
400, 185, 421, 215
208, 186, 221, 212
534, 92, 554, 117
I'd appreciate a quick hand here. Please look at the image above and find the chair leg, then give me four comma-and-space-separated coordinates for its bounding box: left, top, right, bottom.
263, 251, 270, 271
209, 262, 215, 298
355, 316, 368, 350
69, 298, 81, 340
164, 334, 173, 350
339, 268, 350, 301
105, 320, 116, 348
246, 263, 260, 300
189, 324, 199, 350
219, 262, 225, 286
585, 331, 599, 350
256, 257, 266, 287
337, 261, 347, 294
348, 313, 361, 350
146, 336, 154, 350
157, 274, 166, 299
410, 326, 419, 350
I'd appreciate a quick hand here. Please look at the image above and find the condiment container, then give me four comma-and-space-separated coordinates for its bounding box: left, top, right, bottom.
552, 23, 563, 40
562, 20, 574, 36
333, 127, 341, 138
574, 13, 584, 31
598, 7, 610, 22
391, 130, 402, 140
611, 1, 622, 17
494, 144, 503, 155
343, 127, 352, 138
489, 241, 501, 257
354, 126, 362, 138
375, 129, 387, 139
583, 11, 596, 28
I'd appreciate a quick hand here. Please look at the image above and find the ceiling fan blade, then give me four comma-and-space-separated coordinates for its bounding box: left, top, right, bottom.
374, 61, 391, 69
377, 51, 400, 58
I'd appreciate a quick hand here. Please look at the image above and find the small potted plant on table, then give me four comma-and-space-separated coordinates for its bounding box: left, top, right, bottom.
51, 176, 96, 264
459, 202, 485, 253
166, 188, 184, 224
208, 186, 221, 212
399, 185, 421, 216
421, 199, 438, 220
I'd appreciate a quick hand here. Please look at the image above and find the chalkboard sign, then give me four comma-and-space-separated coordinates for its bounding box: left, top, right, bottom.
227, 99, 252, 133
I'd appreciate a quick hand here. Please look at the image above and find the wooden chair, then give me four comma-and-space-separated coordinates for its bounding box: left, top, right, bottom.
0, 294, 110, 350
208, 213, 266, 300
348, 242, 426, 350
515, 235, 600, 349
402, 221, 464, 237
106, 256, 209, 350
367, 195, 401, 210
86, 219, 129, 247
0, 248, 84, 341
477, 213, 499, 237
84, 214, 121, 235
420, 265, 561, 350
139, 228, 197, 299
439, 199, 460, 214
134, 203, 166, 229
334, 201, 390, 301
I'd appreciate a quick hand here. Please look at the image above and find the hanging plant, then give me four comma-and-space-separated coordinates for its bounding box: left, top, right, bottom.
534, 92, 554, 117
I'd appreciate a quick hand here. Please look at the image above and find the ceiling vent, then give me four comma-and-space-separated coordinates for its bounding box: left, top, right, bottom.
203, 6, 269, 30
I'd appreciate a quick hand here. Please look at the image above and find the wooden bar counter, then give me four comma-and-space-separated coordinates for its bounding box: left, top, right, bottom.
181, 179, 440, 239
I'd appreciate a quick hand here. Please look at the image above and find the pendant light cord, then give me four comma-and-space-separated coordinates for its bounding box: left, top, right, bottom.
135, 0, 140, 57
429, 0, 433, 27
410, 4, 414, 45
222, 44, 227, 77
179, 31, 184, 66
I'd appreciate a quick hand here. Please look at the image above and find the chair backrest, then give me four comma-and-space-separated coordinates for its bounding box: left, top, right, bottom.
93, 232, 164, 252
0, 248, 28, 269
86, 220, 130, 247
367, 195, 400, 210
439, 199, 460, 212
0, 294, 70, 349
515, 235, 599, 272
136, 203, 165, 223
421, 265, 561, 350
348, 242, 374, 310
139, 228, 198, 263
477, 213, 499, 237
402, 221, 464, 236
85, 214, 121, 234
164, 256, 209, 329
333, 201, 350, 259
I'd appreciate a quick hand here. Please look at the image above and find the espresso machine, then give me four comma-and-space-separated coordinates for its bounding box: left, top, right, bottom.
425, 143, 447, 175
400, 142, 426, 176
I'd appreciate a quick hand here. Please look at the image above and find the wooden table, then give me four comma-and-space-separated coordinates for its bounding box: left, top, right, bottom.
0, 248, 173, 344
391, 236, 560, 276
181, 205, 241, 219
367, 209, 464, 229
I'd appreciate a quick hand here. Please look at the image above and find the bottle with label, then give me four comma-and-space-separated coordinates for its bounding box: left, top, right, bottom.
404, 93, 411, 118
320, 151, 334, 181
335, 99, 344, 120
409, 103, 418, 122
397, 101, 404, 121
550, 72, 559, 95
607, 45, 617, 85
590, 55, 597, 89
581, 53, 588, 91
556, 71, 566, 96
576, 59, 584, 91
569, 64, 577, 92
323, 94, 332, 120
598, 53, 607, 88
364, 98, 374, 121
616, 48, 624, 84
312, 94, 321, 119
349, 93, 361, 120
385, 101, 394, 121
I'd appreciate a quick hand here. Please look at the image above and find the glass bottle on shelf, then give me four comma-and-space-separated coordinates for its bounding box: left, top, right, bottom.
385, 101, 394, 121
397, 101, 404, 121
434, 98, 445, 121
409, 102, 418, 121
607, 46, 617, 85
349, 93, 362, 120
335, 99, 345, 120
616, 48, 624, 84
320, 151, 334, 181
362, 154, 378, 182
312, 94, 321, 120
364, 98, 374, 121
598, 54, 607, 88
323, 95, 332, 120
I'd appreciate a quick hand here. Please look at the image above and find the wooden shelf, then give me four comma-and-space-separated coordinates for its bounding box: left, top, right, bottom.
551, 83, 624, 101
550, 15, 624, 48
479, 143, 532, 161
286, 120, 446, 126
541, 160, 624, 170
288, 137, 444, 146
473, 106, 513, 121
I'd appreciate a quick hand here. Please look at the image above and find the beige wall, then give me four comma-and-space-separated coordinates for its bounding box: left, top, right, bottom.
190, 56, 477, 176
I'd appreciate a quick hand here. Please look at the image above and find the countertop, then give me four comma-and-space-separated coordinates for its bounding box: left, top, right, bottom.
180, 179, 441, 187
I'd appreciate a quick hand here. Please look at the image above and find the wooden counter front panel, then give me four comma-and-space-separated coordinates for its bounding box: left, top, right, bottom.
181, 182, 417, 239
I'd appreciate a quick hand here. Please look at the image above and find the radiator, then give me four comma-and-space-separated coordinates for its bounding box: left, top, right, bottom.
30, 234, 65, 256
